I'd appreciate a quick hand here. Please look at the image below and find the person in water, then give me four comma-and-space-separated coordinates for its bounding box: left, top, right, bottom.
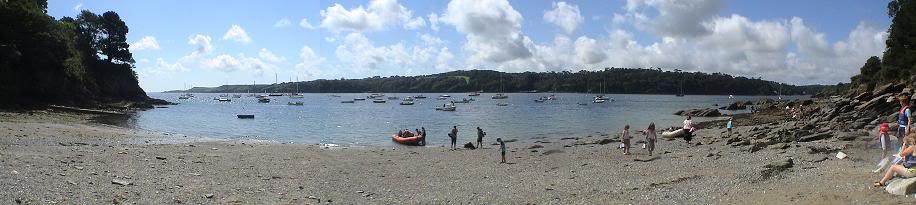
643, 123, 657, 156
449, 126, 458, 150
875, 133, 916, 187
683, 116, 695, 144
897, 94, 911, 152
497, 138, 507, 163
476, 127, 486, 148
621, 125, 632, 155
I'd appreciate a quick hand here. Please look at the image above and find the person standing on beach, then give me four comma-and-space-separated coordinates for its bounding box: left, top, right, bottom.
621, 125, 632, 155
449, 126, 458, 150
476, 127, 486, 148
726, 118, 734, 137
644, 123, 657, 156
497, 138, 507, 163
897, 94, 911, 152
683, 116, 695, 144
420, 127, 427, 146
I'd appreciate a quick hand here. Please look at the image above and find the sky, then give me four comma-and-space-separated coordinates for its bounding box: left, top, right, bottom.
48, 0, 892, 92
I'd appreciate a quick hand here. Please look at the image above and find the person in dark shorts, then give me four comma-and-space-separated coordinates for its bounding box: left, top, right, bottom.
476, 127, 486, 148
449, 126, 458, 150
497, 138, 506, 163
420, 127, 427, 146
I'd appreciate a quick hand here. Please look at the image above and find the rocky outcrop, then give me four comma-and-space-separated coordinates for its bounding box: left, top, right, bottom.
675, 108, 721, 117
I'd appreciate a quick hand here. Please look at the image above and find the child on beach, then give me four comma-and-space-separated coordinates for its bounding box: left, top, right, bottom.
621, 125, 631, 155
497, 138, 506, 163
874, 121, 892, 172
643, 123, 657, 156
477, 127, 486, 148
726, 118, 734, 137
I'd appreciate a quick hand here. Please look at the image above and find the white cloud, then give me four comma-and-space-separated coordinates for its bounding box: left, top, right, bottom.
544, 1, 584, 34
299, 18, 316, 29
131, 36, 160, 51
187, 34, 213, 57
334, 33, 452, 75
274, 18, 292, 27
623, 0, 722, 38
296, 46, 326, 79
153, 58, 188, 73
574, 36, 606, 64
419, 33, 444, 46
443, 0, 534, 64
73, 3, 82, 11
428, 13, 440, 31
435, 47, 454, 71
201, 54, 276, 75
404, 16, 426, 30
319, 0, 415, 33
223, 25, 252, 43
258, 48, 286, 63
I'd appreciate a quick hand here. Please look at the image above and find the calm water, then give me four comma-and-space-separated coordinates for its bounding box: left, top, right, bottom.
129, 93, 806, 146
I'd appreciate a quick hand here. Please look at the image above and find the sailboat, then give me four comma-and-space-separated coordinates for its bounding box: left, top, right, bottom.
492, 77, 508, 99
593, 80, 608, 103
178, 83, 192, 99
290, 77, 304, 98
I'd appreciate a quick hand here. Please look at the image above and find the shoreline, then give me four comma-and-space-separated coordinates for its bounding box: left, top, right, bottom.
1, 108, 913, 204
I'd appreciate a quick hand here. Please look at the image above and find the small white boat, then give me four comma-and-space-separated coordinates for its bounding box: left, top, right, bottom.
439, 94, 451, 98
258, 98, 270, 103
289, 93, 304, 98
437, 96, 448, 100
288, 102, 304, 106
414, 95, 428, 99
436, 103, 457, 111
232, 94, 242, 98
373, 99, 387, 103
468, 92, 480, 96
492, 93, 508, 99
218, 98, 231, 102
399, 101, 414, 105
592, 99, 606, 103
403, 96, 414, 102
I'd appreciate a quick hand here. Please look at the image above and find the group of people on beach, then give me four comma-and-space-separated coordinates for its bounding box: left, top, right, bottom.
874, 94, 916, 187
399, 126, 508, 163
618, 115, 701, 156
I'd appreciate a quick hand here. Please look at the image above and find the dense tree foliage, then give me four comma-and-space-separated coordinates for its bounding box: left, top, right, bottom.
180, 69, 825, 96
0, 0, 149, 107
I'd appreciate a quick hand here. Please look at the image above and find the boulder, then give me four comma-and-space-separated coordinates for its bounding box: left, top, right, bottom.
674, 108, 721, 117
723, 102, 747, 110
854, 91, 873, 101
760, 158, 794, 180
873, 82, 904, 96
885, 177, 916, 195
463, 142, 476, 149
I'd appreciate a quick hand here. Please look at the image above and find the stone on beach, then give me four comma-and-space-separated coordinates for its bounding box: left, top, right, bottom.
885, 177, 916, 196
674, 108, 721, 117
111, 179, 132, 186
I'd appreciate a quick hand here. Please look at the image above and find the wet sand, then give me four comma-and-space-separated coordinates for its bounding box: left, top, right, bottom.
0, 110, 912, 204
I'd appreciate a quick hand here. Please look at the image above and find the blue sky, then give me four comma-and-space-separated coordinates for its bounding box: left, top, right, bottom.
48, 0, 891, 92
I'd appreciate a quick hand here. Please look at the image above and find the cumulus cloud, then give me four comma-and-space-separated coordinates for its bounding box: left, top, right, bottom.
187, 34, 213, 57
201, 54, 276, 75
258, 48, 286, 63
274, 18, 292, 27
73, 3, 82, 11
435, 47, 454, 71
131, 36, 160, 51
333, 33, 453, 75
223, 25, 252, 43
404, 16, 426, 30
295, 46, 326, 79
319, 0, 415, 33
544, 1, 584, 34
153, 58, 188, 73
624, 0, 722, 38
443, 0, 534, 64
299, 18, 316, 29
574, 36, 606, 64
428, 13, 440, 31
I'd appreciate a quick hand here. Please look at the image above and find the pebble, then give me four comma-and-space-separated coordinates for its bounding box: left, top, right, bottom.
205, 194, 214, 198
111, 179, 131, 186
155, 156, 167, 160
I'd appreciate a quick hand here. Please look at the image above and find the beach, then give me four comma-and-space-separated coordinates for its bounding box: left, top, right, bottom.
0, 109, 913, 204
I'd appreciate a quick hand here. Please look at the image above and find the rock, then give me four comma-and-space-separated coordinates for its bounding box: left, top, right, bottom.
542, 149, 565, 155
463, 142, 476, 149
58, 142, 74, 146
837, 132, 859, 141
797, 132, 831, 142
807, 145, 839, 154
854, 91, 872, 101
873, 82, 904, 96
503, 139, 518, 143
760, 158, 794, 180
528, 145, 544, 149
596, 138, 617, 145
205, 194, 214, 198
723, 101, 748, 110
885, 177, 916, 195
111, 179, 131, 186
155, 156, 167, 160
674, 108, 721, 117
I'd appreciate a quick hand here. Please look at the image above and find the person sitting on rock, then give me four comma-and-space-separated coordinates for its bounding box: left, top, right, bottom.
875, 133, 916, 187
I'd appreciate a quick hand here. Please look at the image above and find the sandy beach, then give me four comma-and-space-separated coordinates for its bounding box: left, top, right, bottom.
1, 109, 913, 204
